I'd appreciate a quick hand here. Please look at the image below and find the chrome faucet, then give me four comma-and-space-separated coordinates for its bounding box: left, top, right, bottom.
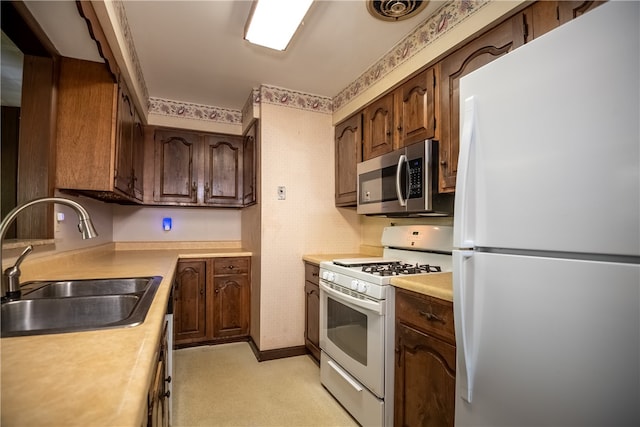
0, 197, 99, 301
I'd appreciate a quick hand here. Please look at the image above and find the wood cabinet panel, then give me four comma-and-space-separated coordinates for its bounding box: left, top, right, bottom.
395, 323, 456, 427
175, 257, 250, 347
438, 14, 526, 193
153, 128, 252, 207
396, 66, 438, 148
115, 82, 135, 196
153, 130, 199, 204
203, 135, 243, 206
147, 320, 170, 427
212, 275, 250, 338
242, 120, 258, 206
334, 113, 362, 206
363, 93, 395, 160
56, 58, 144, 203
395, 288, 456, 427
56, 57, 117, 192
174, 260, 207, 342
304, 262, 320, 362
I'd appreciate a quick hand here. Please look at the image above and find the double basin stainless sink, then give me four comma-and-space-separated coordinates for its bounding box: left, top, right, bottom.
1, 276, 162, 338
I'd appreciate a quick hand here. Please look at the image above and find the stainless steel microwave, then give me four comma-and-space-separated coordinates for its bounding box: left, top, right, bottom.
356, 140, 454, 216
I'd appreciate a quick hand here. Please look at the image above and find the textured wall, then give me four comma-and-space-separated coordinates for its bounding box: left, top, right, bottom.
257, 100, 360, 351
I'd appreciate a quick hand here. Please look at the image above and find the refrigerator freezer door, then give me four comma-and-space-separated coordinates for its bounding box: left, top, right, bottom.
458, 1, 639, 257
454, 251, 640, 426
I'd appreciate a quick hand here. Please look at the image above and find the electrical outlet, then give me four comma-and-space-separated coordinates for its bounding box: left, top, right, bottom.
277, 186, 286, 200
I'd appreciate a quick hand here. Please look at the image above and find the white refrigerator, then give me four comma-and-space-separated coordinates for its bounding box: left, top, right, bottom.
453, 2, 640, 426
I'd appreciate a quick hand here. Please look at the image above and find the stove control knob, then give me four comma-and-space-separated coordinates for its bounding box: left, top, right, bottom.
350, 279, 358, 290
326, 272, 336, 282
321, 271, 329, 280
357, 282, 368, 293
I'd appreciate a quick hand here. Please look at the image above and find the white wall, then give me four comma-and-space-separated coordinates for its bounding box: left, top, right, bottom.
53, 193, 114, 252
257, 101, 361, 351
112, 205, 242, 242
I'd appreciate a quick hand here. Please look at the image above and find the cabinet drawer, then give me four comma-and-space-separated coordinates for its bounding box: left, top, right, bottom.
214, 257, 249, 275
305, 262, 320, 285
396, 288, 455, 344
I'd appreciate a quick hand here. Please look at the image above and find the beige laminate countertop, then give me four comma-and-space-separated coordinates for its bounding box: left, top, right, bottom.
390, 272, 453, 302
1, 245, 251, 427
303, 253, 453, 301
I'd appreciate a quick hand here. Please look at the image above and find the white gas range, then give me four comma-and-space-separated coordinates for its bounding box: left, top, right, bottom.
318, 225, 453, 427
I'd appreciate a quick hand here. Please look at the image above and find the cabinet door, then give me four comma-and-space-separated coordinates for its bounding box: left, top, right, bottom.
396, 66, 438, 148
242, 120, 257, 206
525, 1, 605, 40
115, 83, 134, 196
439, 14, 526, 193
395, 323, 456, 427
304, 281, 320, 361
132, 111, 145, 201
558, 1, 605, 25
334, 113, 362, 206
174, 260, 207, 343
154, 130, 199, 204
363, 92, 395, 160
212, 274, 250, 338
203, 135, 243, 206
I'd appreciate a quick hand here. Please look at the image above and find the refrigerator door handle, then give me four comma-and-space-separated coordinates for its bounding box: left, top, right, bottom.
453, 96, 477, 248
454, 249, 476, 403
396, 154, 408, 206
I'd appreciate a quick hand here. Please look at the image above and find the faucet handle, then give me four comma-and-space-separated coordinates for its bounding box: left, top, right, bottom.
3, 245, 33, 301
8, 245, 34, 272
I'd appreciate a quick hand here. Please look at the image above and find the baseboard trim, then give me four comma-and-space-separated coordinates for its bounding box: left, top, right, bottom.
248, 337, 308, 362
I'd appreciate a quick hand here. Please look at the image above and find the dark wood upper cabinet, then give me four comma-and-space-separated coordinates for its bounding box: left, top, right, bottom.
203, 135, 244, 206
152, 128, 253, 207
363, 93, 395, 160
242, 120, 258, 207
153, 130, 199, 204
334, 113, 362, 206
362, 65, 438, 162
438, 13, 526, 193
525, 1, 606, 40
395, 66, 438, 148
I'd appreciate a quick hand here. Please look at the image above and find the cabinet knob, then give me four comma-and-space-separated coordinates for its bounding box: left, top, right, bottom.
191, 181, 197, 195
204, 182, 210, 195
440, 160, 447, 166
215, 288, 219, 293
165, 376, 172, 384
162, 390, 171, 399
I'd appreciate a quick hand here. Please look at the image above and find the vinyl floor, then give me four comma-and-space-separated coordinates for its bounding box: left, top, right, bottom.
173, 342, 359, 426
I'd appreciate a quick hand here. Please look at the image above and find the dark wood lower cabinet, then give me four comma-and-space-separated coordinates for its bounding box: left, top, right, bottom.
147, 320, 170, 427
174, 257, 250, 347
304, 262, 321, 362
395, 288, 456, 427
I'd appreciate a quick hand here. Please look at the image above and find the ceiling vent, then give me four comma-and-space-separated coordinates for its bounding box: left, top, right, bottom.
367, 0, 429, 21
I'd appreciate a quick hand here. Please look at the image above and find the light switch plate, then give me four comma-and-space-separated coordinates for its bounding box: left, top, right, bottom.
277, 186, 286, 200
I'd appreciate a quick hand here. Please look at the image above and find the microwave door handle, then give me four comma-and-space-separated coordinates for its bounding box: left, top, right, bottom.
396, 154, 408, 206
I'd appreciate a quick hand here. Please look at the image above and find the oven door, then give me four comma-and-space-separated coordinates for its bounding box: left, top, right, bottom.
319, 280, 386, 397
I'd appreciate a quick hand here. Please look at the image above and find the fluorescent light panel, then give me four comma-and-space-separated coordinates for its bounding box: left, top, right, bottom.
245, 0, 314, 51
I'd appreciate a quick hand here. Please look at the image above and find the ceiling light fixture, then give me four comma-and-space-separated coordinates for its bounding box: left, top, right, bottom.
244, 0, 314, 51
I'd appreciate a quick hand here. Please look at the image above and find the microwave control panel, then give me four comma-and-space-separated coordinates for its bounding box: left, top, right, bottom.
408, 158, 423, 198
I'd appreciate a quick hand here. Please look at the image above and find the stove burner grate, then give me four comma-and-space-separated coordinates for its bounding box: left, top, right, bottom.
361, 263, 442, 276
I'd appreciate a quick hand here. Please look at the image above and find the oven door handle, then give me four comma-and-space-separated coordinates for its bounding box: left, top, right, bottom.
327, 359, 363, 392
319, 281, 385, 315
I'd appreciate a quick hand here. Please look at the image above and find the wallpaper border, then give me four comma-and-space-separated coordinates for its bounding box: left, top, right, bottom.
117, 0, 489, 123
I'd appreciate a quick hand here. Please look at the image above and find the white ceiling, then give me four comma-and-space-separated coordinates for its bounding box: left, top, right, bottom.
14, 0, 447, 112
